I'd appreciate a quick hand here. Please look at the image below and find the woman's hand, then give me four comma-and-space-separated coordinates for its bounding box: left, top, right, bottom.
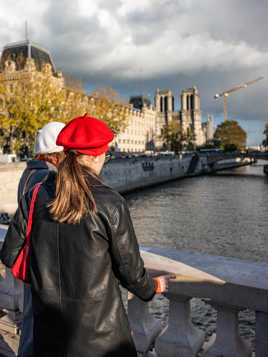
153, 274, 176, 294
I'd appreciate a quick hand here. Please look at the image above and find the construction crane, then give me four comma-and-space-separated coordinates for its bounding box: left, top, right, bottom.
214, 76, 264, 121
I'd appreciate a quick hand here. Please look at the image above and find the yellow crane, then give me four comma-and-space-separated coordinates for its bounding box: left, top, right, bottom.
214, 76, 264, 121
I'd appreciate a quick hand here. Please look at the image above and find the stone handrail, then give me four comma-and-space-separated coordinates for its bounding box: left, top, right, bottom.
130, 247, 268, 357
0, 226, 267, 356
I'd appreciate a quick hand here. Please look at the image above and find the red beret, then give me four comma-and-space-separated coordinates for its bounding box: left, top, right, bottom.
56, 113, 114, 156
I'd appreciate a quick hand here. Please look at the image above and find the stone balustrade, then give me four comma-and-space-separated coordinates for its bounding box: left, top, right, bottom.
130, 247, 268, 357
0, 226, 267, 356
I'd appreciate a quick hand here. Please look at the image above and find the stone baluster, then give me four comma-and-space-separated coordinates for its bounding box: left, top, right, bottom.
203, 303, 252, 357
155, 293, 205, 357
255, 311, 268, 357
128, 293, 163, 356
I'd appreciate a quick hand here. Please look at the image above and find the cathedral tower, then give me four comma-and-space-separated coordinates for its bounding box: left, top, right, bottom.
180, 86, 205, 146
155, 88, 174, 124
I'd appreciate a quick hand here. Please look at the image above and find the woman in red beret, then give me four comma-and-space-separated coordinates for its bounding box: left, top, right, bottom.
1, 113, 174, 357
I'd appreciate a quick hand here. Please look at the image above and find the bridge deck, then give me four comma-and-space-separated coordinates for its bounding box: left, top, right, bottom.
0, 328, 18, 357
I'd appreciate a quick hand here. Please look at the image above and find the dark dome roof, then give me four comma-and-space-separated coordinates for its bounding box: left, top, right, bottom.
0, 40, 55, 72
129, 95, 151, 110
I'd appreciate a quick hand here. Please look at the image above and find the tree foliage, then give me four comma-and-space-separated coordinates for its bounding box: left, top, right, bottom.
161, 120, 195, 153
161, 120, 183, 153
0, 70, 86, 155
87, 86, 127, 135
213, 120, 247, 151
183, 127, 196, 150
0, 66, 127, 155
262, 123, 268, 147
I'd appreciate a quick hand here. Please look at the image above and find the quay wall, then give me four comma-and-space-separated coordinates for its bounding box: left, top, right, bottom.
0, 155, 252, 215
101, 155, 194, 193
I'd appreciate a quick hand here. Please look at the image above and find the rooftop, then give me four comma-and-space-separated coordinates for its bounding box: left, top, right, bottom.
0, 40, 56, 72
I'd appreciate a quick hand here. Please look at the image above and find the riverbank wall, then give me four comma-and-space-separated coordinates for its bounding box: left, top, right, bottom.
0, 154, 253, 215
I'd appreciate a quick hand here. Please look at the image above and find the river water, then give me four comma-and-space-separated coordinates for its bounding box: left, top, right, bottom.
125, 161, 268, 349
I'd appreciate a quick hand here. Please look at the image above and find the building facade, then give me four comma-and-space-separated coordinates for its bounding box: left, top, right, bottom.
0, 40, 63, 84
116, 86, 211, 152
115, 97, 157, 152
0, 40, 64, 118
179, 86, 204, 146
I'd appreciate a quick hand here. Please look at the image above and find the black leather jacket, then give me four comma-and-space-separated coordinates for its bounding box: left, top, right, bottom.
1, 172, 156, 357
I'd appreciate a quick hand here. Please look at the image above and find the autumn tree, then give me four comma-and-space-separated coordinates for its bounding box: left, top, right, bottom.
0, 64, 88, 155
182, 127, 196, 150
87, 86, 127, 135
0, 63, 128, 155
161, 120, 183, 153
262, 123, 268, 148
161, 120, 196, 153
213, 120, 247, 151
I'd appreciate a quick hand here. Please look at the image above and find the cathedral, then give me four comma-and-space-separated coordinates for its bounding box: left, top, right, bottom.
116, 88, 215, 152
154, 86, 207, 147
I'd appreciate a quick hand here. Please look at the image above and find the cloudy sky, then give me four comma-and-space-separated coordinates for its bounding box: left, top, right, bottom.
0, 0, 267, 145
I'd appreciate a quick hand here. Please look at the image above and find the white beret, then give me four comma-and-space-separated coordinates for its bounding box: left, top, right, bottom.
34, 122, 65, 154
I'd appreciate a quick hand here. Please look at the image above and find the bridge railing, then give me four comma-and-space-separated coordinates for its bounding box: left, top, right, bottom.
130, 247, 268, 357
0, 226, 268, 356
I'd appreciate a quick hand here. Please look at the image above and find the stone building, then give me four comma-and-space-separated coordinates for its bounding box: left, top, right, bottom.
115, 96, 157, 152
0, 40, 64, 117
115, 86, 211, 152
0, 40, 66, 154
179, 86, 205, 146
0, 40, 64, 94
154, 86, 206, 148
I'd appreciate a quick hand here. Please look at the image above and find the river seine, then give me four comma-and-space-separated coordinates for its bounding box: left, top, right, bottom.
125, 161, 268, 348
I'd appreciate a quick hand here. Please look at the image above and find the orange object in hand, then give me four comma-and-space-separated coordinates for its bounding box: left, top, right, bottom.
153, 274, 176, 294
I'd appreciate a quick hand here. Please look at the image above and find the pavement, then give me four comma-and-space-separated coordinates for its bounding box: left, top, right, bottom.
0, 225, 18, 357
0, 329, 18, 357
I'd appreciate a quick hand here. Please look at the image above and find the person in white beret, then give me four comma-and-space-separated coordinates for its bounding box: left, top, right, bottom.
16, 121, 66, 357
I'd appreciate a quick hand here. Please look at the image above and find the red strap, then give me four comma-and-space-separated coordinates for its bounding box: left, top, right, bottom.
25, 183, 41, 246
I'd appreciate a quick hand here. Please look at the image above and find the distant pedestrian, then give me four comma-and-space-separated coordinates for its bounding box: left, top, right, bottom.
15, 121, 65, 357
1, 113, 174, 357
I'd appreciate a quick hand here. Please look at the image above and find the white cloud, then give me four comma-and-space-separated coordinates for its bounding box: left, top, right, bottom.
1, 0, 267, 81
117, 0, 152, 16
76, 0, 99, 17
83, 29, 268, 80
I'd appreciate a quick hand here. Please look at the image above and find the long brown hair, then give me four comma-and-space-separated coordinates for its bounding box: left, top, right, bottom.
35, 152, 65, 165
49, 150, 101, 224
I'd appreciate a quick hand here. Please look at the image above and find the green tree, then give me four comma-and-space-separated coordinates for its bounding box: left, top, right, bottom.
182, 127, 195, 150
161, 120, 183, 153
213, 120, 247, 151
262, 123, 268, 147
